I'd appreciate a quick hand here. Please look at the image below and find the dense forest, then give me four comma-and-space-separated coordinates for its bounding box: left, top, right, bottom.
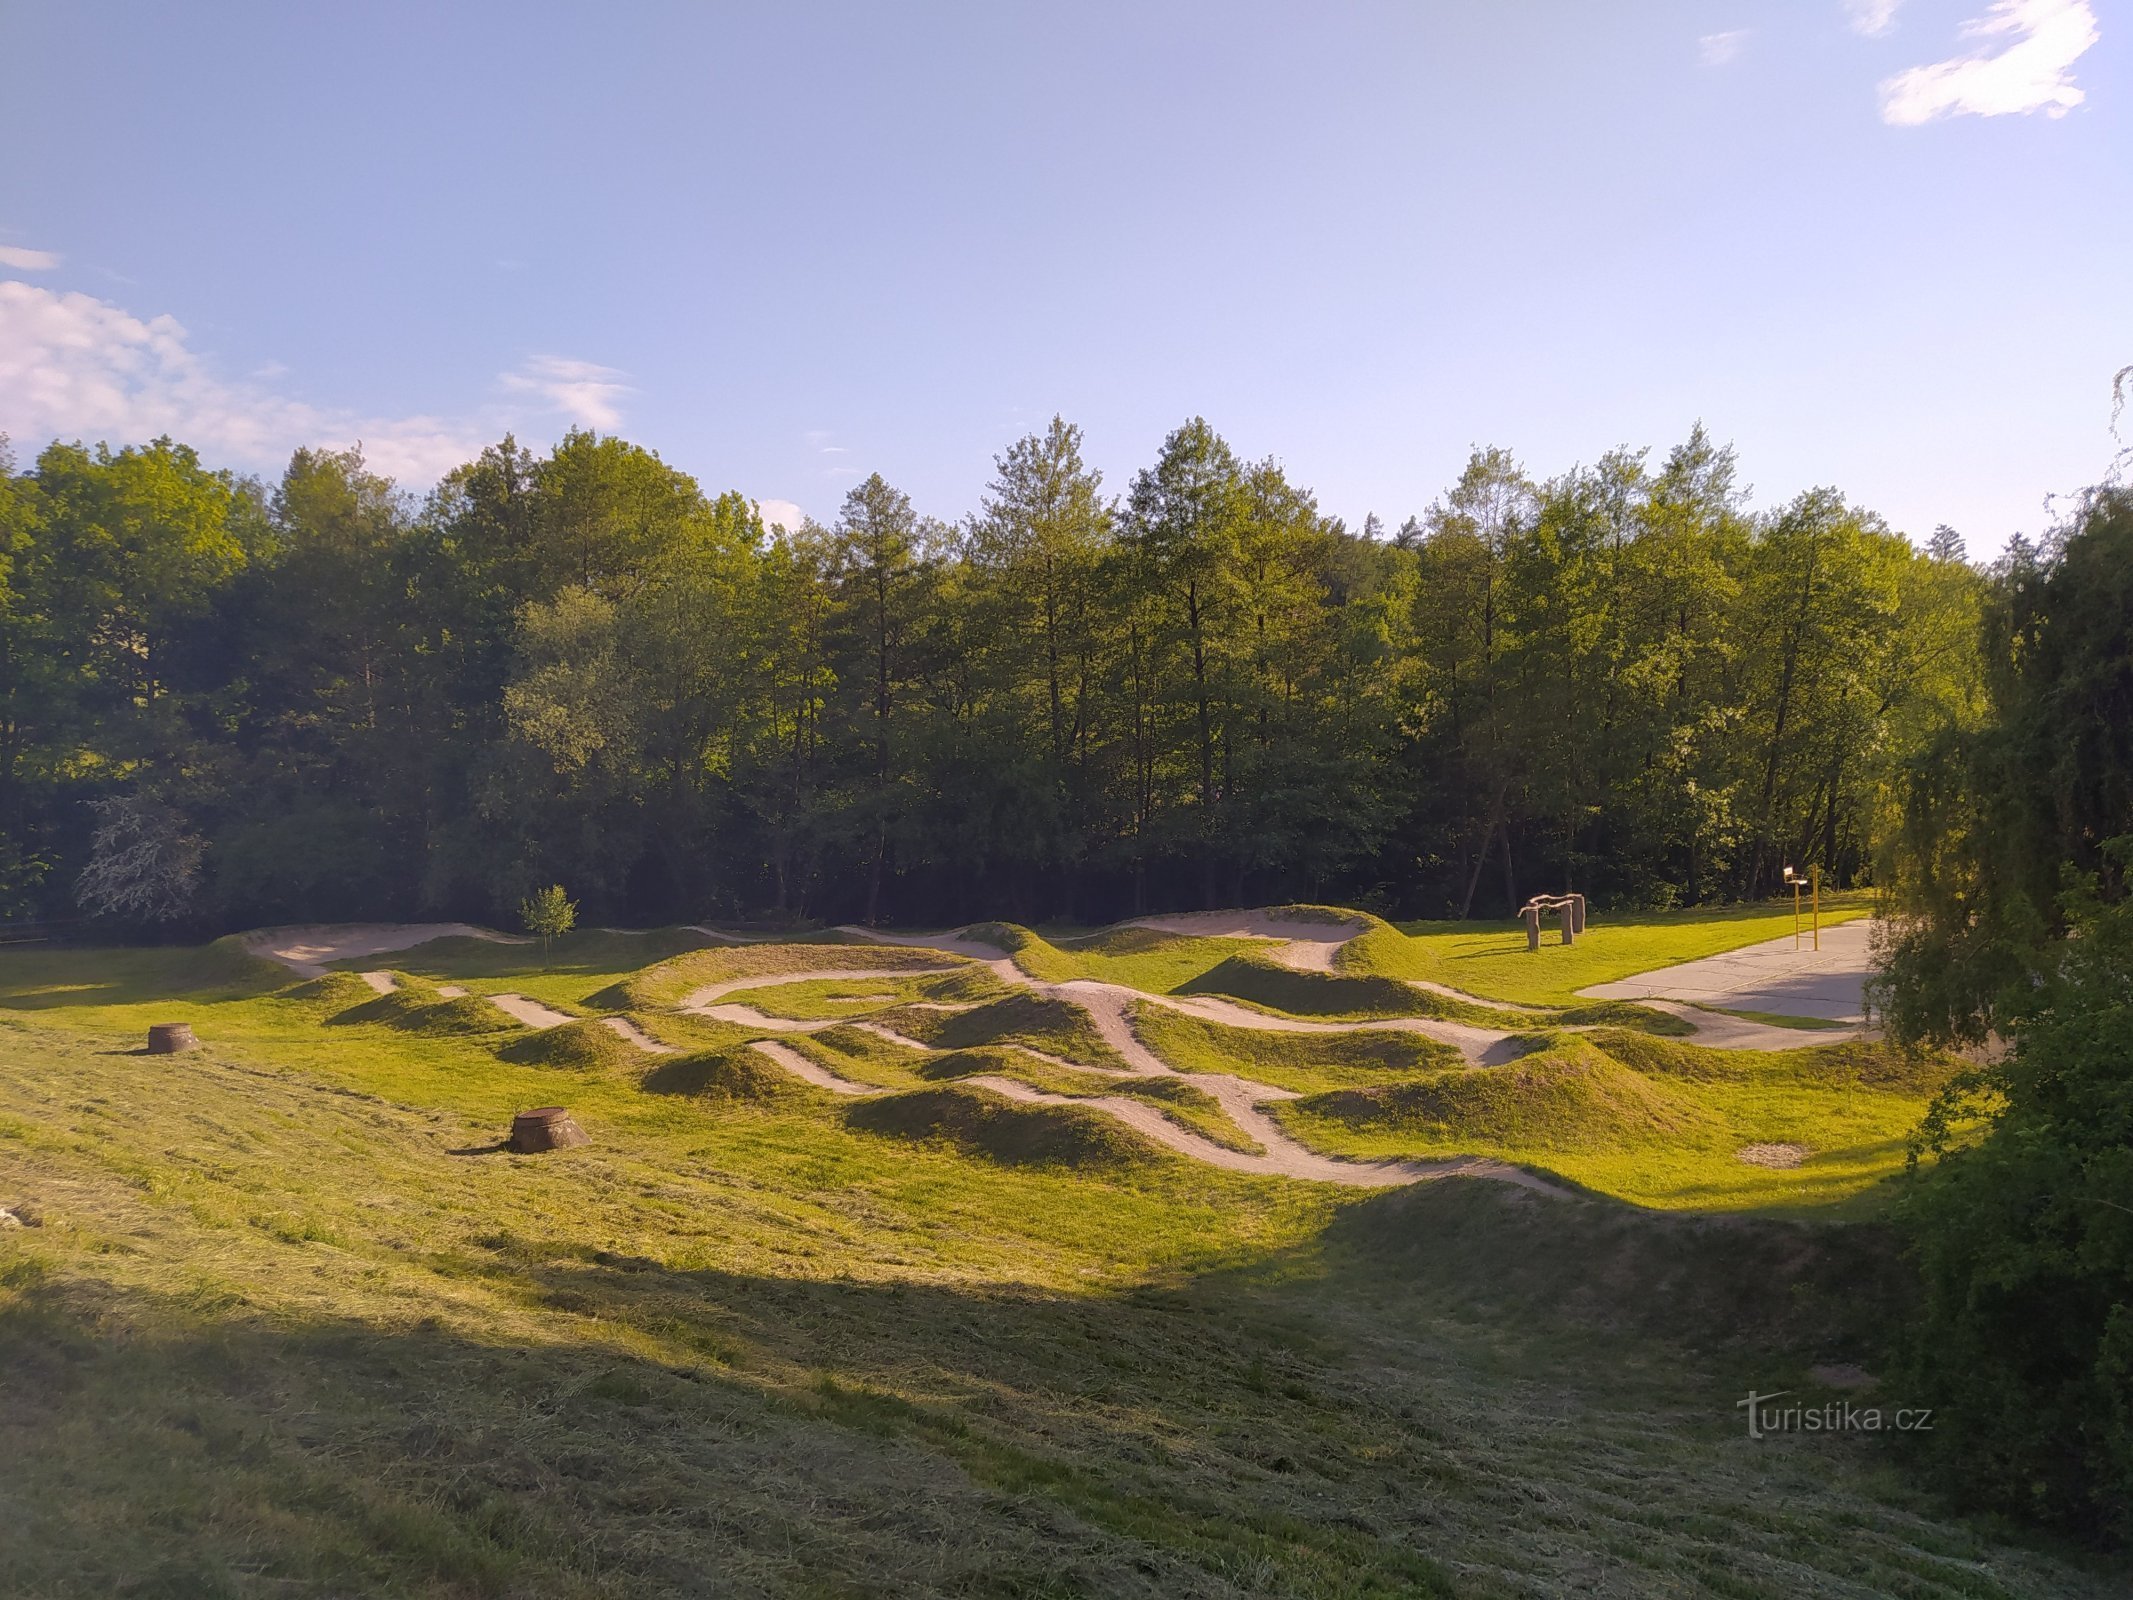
0, 418, 1983, 932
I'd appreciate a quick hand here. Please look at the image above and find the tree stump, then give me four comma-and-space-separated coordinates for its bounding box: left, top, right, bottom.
146, 1022, 199, 1054
508, 1106, 589, 1153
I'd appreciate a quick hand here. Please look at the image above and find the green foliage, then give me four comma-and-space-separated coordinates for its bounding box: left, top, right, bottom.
1892, 861, 2133, 1543
516, 885, 577, 948
0, 418, 1981, 928
1873, 494, 2133, 1543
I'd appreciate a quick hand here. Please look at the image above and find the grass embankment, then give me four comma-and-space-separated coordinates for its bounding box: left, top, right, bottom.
964, 921, 1263, 991
1274, 1029, 1961, 1215
718, 967, 1011, 1021
1131, 1003, 1464, 1094
1176, 948, 1691, 1035
331, 926, 713, 1011
1344, 893, 1874, 1007
0, 937, 2117, 1596
598, 942, 969, 1011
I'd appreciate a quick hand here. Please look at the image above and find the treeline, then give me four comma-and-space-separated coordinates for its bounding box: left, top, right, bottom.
0, 418, 1981, 930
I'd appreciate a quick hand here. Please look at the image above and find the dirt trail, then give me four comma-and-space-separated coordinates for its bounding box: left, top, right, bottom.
486, 992, 575, 1029
748, 1039, 878, 1096
743, 1042, 1562, 1192
694, 1003, 838, 1033
600, 1017, 675, 1054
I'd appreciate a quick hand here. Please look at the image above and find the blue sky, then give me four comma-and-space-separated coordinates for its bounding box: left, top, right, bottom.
2, 1, 2126, 551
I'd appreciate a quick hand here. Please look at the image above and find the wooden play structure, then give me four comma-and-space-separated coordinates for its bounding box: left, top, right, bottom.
1521, 893, 1587, 949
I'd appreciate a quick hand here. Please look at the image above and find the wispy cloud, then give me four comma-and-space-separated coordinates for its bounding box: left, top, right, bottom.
1879, 0, 2100, 124
499, 354, 630, 431
0, 245, 61, 271
1700, 30, 1750, 66
0, 278, 630, 488
1847, 0, 1904, 38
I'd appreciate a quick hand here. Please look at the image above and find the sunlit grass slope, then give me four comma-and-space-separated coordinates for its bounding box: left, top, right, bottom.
1344, 893, 1875, 1006
0, 938, 2112, 1598
965, 921, 1264, 990
1272, 1028, 1957, 1216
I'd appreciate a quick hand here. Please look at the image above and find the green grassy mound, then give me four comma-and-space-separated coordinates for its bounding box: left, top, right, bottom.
1131, 1003, 1462, 1093
639, 1044, 823, 1102
1175, 953, 1424, 1019
349, 925, 715, 982
915, 1047, 1261, 1154
598, 942, 969, 1010
846, 1084, 1160, 1170
723, 967, 1016, 1021
1587, 1027, 1957, 1094
776, 1027, 930, 1090
496, 1018, 635, 1071
273, 971, 383, 1017
875, 992, 1130, 1069
326, 980, 520, 1037
1262, 902, 1376, 928
965, 921, 1259, 991
1291, 1038, 1708, 1152
1275, 1029, 1962, 1214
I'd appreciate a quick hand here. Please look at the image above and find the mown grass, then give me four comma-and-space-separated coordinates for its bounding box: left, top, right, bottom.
1273, 1030, 1964, 1216
0, 938, 2119, 1597
1347, 894, 1874, 1007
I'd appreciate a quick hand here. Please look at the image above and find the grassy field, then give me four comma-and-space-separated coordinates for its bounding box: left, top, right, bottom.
3, 927, 2110, 1597
1345, 895, 1875, 1007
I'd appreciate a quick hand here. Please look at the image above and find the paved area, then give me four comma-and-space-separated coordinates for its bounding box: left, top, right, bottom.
1577, 917, 1874, 1023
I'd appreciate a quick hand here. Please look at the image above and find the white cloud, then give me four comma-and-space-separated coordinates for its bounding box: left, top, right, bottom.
0, 245, 61, 271
756, 497, 805, 533
1700, 29, 1749, 66
0, 279, 630, 488
1847, 0, 1904, 37
499, 354, 630, 432
1879, 0, 2100, 124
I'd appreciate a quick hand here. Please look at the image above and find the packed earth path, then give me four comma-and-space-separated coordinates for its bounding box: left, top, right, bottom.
244, 908, 1874, 1193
